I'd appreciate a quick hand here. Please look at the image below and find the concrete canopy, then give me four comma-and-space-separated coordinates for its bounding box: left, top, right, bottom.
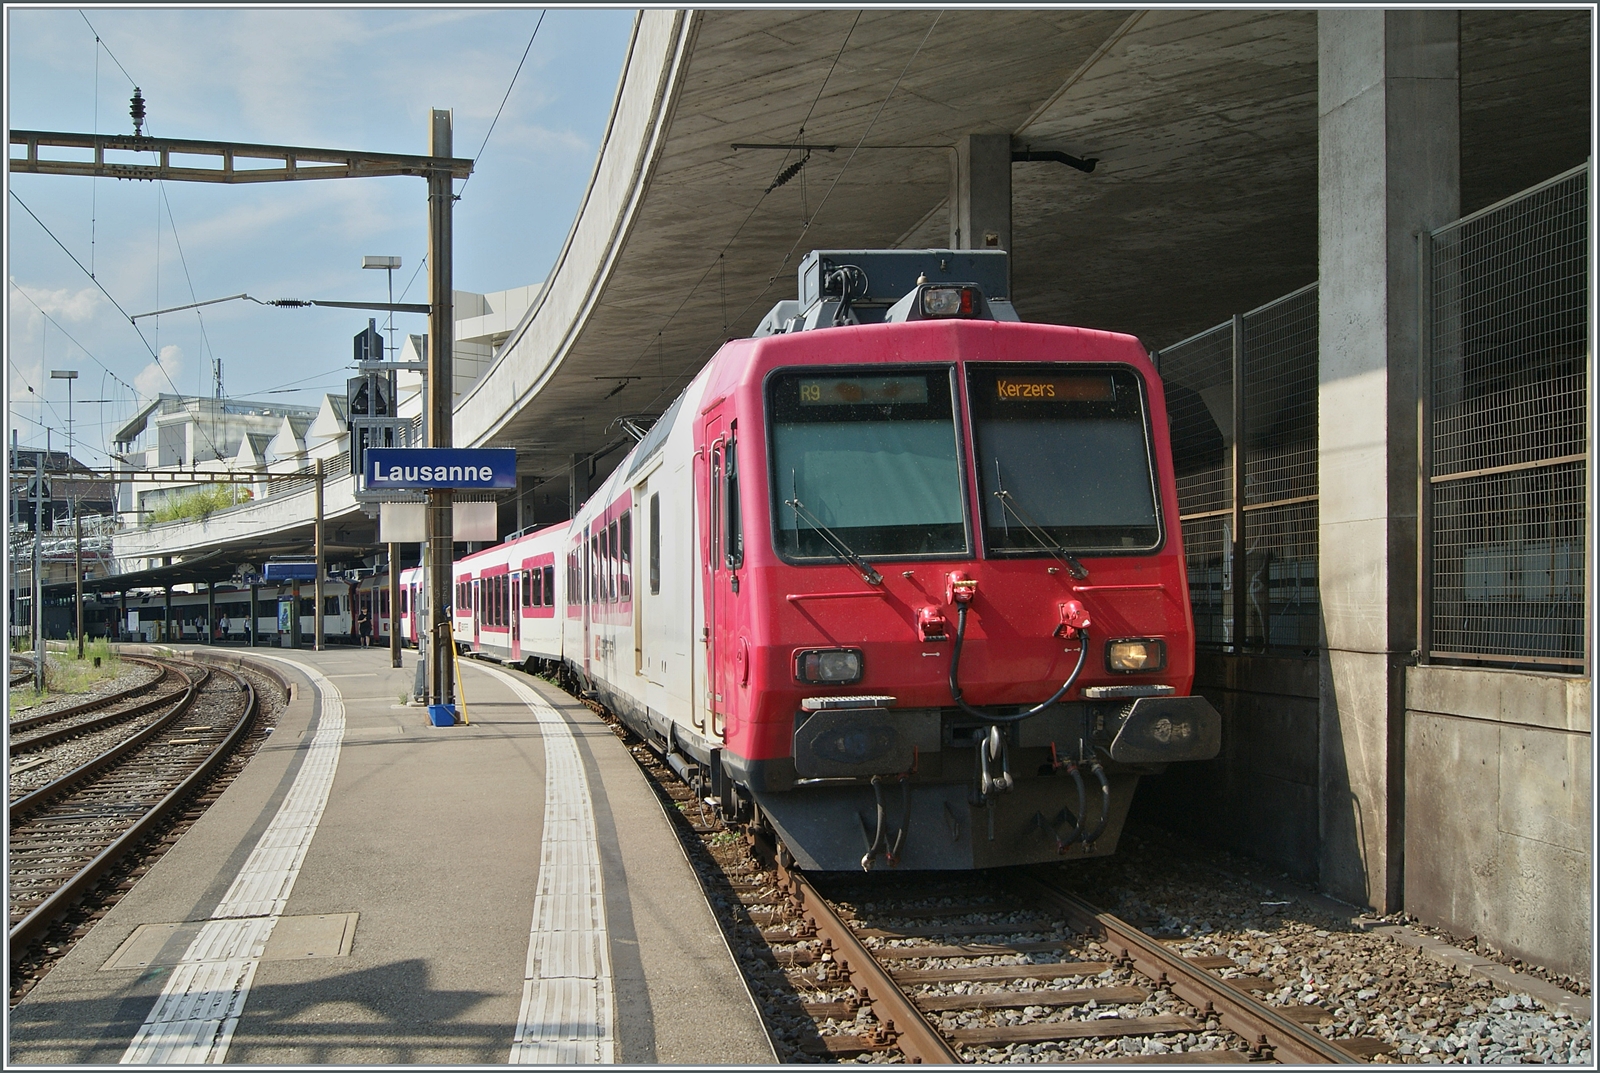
455, 8, 1586, 488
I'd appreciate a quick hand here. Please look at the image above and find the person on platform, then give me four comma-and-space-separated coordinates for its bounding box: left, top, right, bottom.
358, 608, 372, 648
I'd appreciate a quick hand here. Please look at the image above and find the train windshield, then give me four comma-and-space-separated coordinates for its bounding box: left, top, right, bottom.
769, 367, 968, 559
968, 365, 1161, 554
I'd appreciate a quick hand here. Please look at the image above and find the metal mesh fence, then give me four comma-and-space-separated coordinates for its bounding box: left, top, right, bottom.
1427, 164, 1589, 667
1160, 322, 1233, 518
1242, 285, 1319, 505
1179, 514, 1232, 646
1242, 501, 1320, 649
1159, 287, 1319, 651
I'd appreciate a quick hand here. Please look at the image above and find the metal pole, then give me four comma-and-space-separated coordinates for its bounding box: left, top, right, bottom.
250, 584, 259, 647
206, 580, 216, 645
10, 428, 18, 655
74, 508, 83, 658
33, 445, 44, 692
427, 107, 455, 706
389, 542, 402, 668
1230, 313, 1247, 652
314, 458, 325, 651
164, 585, 172, 644
290, 578, 301, 648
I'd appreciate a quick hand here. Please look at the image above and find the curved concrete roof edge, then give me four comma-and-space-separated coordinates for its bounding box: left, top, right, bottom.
455, 9, 697, 450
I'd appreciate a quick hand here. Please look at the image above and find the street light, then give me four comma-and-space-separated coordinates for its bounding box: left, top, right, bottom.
50, 369, 81, 658
363, 254, 406, 673
362, 255, 402, 359
50, 370, 77, 468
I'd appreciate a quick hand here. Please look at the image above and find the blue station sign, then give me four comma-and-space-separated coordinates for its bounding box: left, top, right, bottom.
366, 448, 517, 489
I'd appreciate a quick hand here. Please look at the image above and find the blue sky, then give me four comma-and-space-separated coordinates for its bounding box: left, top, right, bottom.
6, 6, 637, 465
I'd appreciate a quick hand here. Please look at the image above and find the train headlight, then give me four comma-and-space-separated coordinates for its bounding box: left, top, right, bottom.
920, 286, 977, 317
795, 648, 864, 684
1106, 639, 1166, 673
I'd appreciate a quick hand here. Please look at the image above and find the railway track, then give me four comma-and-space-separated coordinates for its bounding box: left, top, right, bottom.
7, 658, 258, 953
553, 677, 1386, 1065
10, 658, 182, 763
10, 655, 34, 689
748, 855, 1369, 1064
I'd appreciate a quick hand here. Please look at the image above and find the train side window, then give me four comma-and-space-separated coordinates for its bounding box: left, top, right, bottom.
619, 512, 632, 602
544, 565, 555, 606
325, 596, 339, 617
525, 570, 534, 607
649, 493, 661, 595
381, 588, 389, 616
590, 535, 599, 607
724, 437, 743, 569
608, 520, 620, 603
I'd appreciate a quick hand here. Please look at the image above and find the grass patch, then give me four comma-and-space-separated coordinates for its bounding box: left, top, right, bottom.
145, 483, 251, 525
8, 639, 123, 714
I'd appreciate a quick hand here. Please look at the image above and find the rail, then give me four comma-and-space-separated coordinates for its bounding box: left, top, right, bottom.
1015, 869, 1359, 1064
8, 659, 257, 951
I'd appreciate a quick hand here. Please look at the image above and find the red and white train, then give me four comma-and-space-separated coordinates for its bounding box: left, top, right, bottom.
445, 250, 1220, 871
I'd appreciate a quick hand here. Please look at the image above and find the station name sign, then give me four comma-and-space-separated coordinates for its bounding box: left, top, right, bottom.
365, 448, 517, 489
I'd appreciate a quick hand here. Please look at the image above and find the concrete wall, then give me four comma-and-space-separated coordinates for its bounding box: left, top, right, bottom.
1131, 652, 1321, 883
1404, 665, 1591, 978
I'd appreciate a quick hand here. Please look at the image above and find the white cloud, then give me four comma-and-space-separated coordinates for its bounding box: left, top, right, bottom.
135, 345, 184, 400
8, 283, 103, 325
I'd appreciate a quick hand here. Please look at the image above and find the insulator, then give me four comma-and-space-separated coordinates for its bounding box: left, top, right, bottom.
130, 88, 146, 136
764, 151, 810, 194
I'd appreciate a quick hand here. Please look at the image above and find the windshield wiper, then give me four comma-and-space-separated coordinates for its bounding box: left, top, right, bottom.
785, 495, 884, 586
992, 459, 1089, 579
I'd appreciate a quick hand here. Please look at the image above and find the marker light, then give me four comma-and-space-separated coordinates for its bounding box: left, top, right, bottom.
1106, 639, 1166, 673
795, 648, 864, 684
920, 286, 977, 317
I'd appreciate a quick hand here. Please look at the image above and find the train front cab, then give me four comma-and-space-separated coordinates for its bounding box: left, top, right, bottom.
691, 319, 1220, 871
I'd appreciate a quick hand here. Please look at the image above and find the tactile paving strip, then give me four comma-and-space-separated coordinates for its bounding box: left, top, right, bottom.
120, 655, 345, 1065
475, 664, 616, 1065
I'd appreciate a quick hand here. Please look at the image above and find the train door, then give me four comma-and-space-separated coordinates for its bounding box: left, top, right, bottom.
472, 578, 481, 649
581, 525, 594, 678
510, 570, 521, 661
700, 406, 738, 742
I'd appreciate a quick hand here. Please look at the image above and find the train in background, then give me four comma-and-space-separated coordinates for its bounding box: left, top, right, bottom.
66, 584, 356, 644
447, 249, 1222, 873
60, 569, 425, 648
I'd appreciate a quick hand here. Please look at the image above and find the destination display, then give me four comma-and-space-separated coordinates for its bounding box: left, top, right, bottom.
798, 375, 930, 406
994, 374, 1114, 403
366, 447, 517, 489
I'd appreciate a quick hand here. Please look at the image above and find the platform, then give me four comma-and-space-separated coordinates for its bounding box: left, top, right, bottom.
7, 646, 775, 1065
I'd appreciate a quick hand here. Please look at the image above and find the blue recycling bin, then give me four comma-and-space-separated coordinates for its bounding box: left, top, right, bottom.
427, 704, 458, 727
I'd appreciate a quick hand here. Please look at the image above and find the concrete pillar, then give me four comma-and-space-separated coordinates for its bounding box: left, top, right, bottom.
1316, 10, 1458, 913
949, 133, 1012, 259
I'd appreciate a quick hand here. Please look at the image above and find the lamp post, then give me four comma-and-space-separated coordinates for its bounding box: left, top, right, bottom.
365, 255, 408, 670
51, 370, 81, 658
49, 369, 76, 478
362, 255, 402, 359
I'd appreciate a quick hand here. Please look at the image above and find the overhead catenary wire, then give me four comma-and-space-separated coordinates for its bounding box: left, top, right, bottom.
9, 279, 141, 463
9, 190, 225, 462
619, 13, 864, 407
460, 9, 547, 200
78, 11, 136, 87
628, 12, 942, 418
